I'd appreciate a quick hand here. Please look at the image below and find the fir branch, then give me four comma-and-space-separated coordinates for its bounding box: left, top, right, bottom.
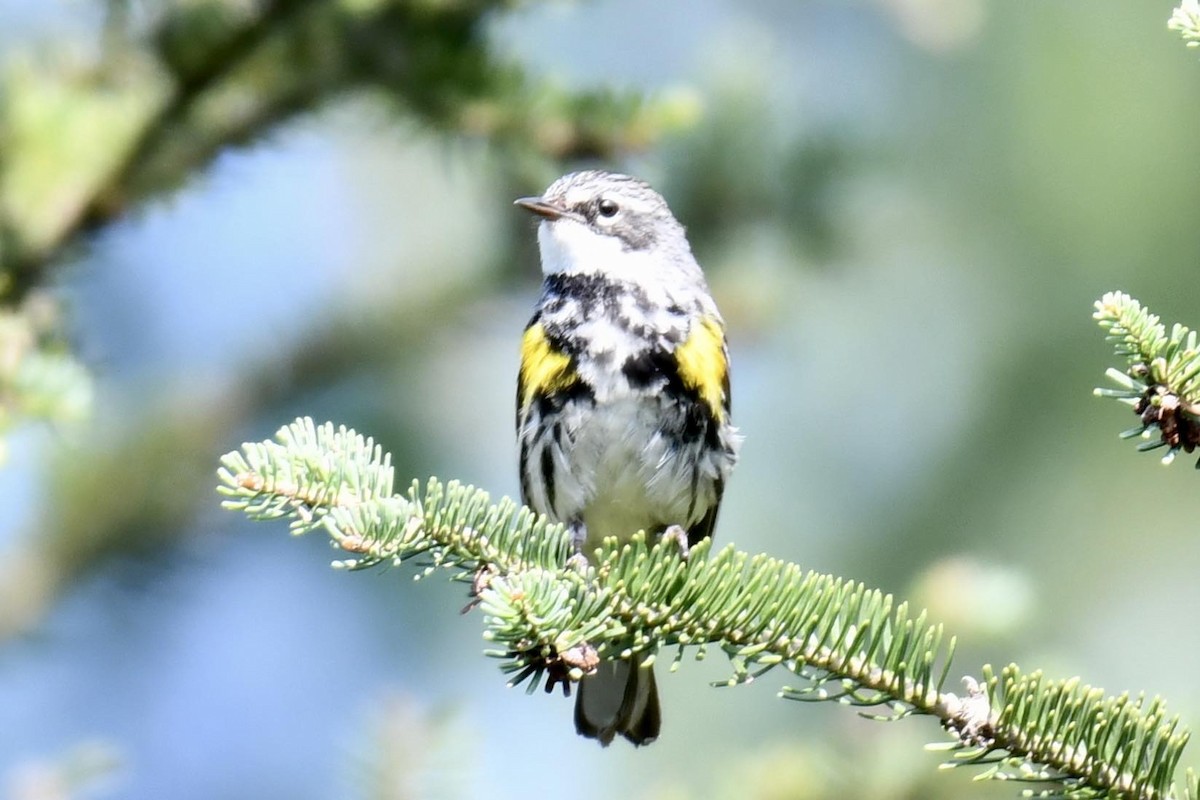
219, 418, 1192, 800
1094, 291, 1200, 466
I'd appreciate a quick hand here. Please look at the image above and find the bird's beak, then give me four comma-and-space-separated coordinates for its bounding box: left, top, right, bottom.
514, 196, 567, 220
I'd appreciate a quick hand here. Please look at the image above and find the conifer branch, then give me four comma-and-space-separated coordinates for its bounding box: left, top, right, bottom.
219, 418, 1192, 799
1094, 291, 1200, 466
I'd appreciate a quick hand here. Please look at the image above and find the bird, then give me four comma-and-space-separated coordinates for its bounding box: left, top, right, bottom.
513, 170, 740, 746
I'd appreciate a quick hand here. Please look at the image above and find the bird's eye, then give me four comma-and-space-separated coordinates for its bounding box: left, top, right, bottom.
597, 198, 620, 218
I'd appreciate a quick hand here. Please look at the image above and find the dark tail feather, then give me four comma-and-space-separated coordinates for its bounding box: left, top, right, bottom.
574, 659, 660, 746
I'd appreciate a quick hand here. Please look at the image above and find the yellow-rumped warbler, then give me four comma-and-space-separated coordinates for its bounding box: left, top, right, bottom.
514, 170, 740, 746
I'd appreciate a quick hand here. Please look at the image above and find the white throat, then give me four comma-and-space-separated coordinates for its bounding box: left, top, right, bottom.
537, 218, 657, 281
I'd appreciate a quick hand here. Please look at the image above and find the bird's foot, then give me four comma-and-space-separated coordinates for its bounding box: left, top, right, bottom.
660, 524, 691, 560
564, 520, 592, 573
565, 551, 591, 574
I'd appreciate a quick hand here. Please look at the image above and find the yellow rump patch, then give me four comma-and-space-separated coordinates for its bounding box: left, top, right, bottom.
675, 317, 729, 421
519, 323, 577, 409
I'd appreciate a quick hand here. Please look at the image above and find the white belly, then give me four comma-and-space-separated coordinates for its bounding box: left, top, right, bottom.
551, 397, 712, 551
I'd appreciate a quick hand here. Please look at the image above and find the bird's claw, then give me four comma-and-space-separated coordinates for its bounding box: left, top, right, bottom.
661, 524, 691, 559
566, 552, 591, 574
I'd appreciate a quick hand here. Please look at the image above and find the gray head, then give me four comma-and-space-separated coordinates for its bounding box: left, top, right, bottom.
514, 170, 705, 290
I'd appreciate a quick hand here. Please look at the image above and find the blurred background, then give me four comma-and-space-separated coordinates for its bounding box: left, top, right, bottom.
1, 1, 1199, 798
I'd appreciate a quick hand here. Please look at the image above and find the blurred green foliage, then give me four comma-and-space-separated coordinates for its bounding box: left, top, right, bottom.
3, 1, 1200, 799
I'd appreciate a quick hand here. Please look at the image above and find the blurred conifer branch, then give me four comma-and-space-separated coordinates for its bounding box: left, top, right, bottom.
0, 0, 690, 449
0, 270, 488, 641
2, 739, 122, 800
1170, 0, 1200, 47
219, 417, 1194, 800
0, 291, 91, 462
1094, 291, 1200, 467
1, 0, 684, 296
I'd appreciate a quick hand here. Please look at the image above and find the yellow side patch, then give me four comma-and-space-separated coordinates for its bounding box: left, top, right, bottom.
519, 323, 577, 409
675, 316, 729, 421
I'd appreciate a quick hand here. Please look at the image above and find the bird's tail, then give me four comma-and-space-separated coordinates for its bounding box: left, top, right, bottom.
574, 658, 660, 746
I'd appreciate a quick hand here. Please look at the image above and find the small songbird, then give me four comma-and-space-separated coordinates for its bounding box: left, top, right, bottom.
514, 170, 740, 746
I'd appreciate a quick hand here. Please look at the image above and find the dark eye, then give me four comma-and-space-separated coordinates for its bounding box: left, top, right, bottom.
597, 198, 620, 218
